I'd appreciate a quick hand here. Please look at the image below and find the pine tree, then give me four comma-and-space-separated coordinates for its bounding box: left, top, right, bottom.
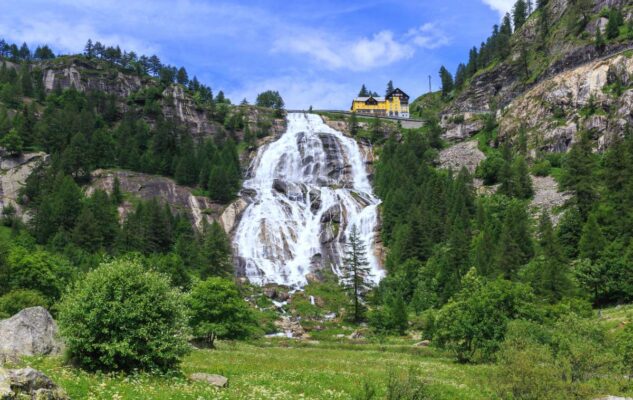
439, 66, 454, 99
84, 39, 94, 58
606, 8, 623, 40
524, 211, 571, 302
19, 63, 33, 97
561, 131, 597, 219
511, 156, 534, 199
386, 80, 394, 96
595, 23, 606, 52
513, 0, 528, 30
200, 221, 233, 278
111, 176, 123, 205
496, 201, 533, 279
349, 112, 359, 137
579, 213, 606, 262
176, 67, 189, 85
342, 225, 372, 323
358, 84, 369, 97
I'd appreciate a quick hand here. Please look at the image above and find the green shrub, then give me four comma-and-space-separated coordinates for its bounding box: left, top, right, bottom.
0, 289, 49, 319
58, 258, 190, 372
496, 337, 566, 399
476, 153, 505, 185
188, 277, 260, 347
3, 246, 74, 300
433, 275, 540, 363
531, 159, 552, 177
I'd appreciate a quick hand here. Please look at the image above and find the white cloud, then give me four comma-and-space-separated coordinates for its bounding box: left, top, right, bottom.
406, 23, 450, 49
273, 27, 443, 72
481, 0, 515, 16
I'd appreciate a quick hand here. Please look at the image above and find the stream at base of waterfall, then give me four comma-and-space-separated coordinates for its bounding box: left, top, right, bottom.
234, 113, 384, 287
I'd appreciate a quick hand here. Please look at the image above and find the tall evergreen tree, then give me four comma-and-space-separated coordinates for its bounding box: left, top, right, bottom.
342, 225, 372, 323
200, 221, 233, 278
358, 84, 370, 97
439, 66, 454, 98
385, 80, 394, 96
561, 131, 597, 219
513, 0, 528, 30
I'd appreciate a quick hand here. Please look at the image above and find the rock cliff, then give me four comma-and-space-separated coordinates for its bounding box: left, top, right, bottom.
499, 52, 633, 153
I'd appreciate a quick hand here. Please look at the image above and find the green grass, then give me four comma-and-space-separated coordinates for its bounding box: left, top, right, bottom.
598, 304, 633, 331
21, 341, 498, 400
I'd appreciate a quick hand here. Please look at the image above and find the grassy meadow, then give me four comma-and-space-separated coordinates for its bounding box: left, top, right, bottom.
20, 340, 497, 400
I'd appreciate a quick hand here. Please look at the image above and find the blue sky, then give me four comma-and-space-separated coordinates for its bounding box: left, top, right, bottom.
0, 0, 515, 109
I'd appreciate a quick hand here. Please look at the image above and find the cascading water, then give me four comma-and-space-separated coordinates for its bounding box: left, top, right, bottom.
234, 113, 384, 287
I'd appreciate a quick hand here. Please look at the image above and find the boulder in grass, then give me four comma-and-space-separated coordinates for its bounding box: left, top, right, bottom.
0, 367, 68, 399
0, 307, 62, 359
190, 373, 229, 388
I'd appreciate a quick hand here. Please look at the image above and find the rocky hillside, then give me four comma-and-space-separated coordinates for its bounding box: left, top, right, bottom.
412, 0, 633, 156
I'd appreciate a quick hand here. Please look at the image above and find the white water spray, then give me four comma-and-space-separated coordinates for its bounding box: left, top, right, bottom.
234, 113, 384, 287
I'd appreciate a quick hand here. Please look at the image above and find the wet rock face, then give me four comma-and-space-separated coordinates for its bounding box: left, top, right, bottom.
0, 307, 62, 358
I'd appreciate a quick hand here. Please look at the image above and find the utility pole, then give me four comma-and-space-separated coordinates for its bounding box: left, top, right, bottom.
428, 75, 432, 93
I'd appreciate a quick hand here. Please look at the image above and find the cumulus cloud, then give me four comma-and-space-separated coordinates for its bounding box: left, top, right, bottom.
481, 0, 515, 16
406, 23, 450, 49
273, 25, 451, 72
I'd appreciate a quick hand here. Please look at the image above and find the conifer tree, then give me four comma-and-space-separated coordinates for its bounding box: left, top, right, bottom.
358, 84, 369, 97
19, 63, 33, 97
176, 67, 189, 85
342, 225, 372, 323
513, 0, 528, 30
561, 131, 596, 219
439, 66, 454, 99
595, 23, 606, 52
606, 8, 622, 40
496, 201, 533, 279
385, 80, 394, 96
200, 221, 233, 278
579, 213, 606, 262
524, 211, 571, 302
349, 112, 359, 137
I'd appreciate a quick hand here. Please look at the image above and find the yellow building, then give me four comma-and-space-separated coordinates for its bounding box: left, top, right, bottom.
350, 88, 410, 118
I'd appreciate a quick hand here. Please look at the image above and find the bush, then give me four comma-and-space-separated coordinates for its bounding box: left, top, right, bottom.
531, 159, 552, 177
496, 317, 623, 399
433, 276, 540, 363
0, 289, 49, 319
476, 153, 505, 185
188, 278, 260, 347
58, 258, 190, 372
3, 246, 74, 300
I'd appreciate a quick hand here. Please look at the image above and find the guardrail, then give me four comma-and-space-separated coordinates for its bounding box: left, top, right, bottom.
287, 109, 426, 124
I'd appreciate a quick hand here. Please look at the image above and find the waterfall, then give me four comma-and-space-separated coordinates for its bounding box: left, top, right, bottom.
234, 113, 384, 287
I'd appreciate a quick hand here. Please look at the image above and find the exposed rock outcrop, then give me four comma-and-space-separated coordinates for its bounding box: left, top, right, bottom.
0, 307, 62, 359
41, 57, 145, 99
0, 367, 68, 399
499, 53, 633, 153
161, 85, 219, 139
0, 151, 49, 219
89, 169, 219, 230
